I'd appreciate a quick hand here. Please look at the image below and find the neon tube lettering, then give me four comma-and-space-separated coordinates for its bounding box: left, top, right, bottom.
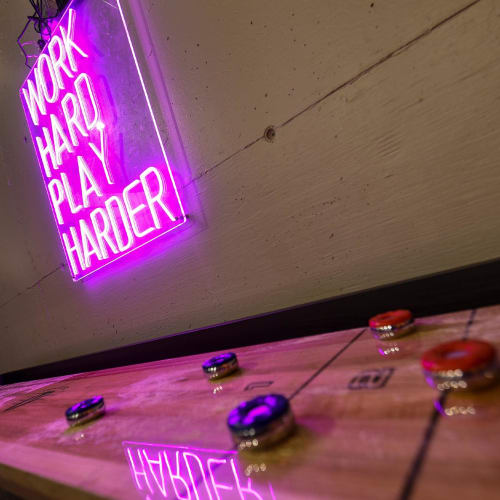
208, 459, 233, 500
37, 53, 59, 104
74, 73, 100, 131
140, 167, 175, 227
47, 178, 65, 225
60, 172, 83, 214
51, 114, 74, 165
184, 452, 214, 500
123, 180, 154, 238
142, 449, 168, 497
22, 73, 46, 126
80, 218, 102, 267
60, 8, 88, 72
126, 448, 153, 494
123, 442, 276, 500
230, 459, 264, 500
61, 92, 88, 147
89, 124, 113, 184
164, 451, 191, 500
77, 155, 102, 207
48, 35, 73, 89
63, 227, 85, 275
36, 128, 57, 178
90, 207, 118, 259
105, 196, 134, 251
20, 2, 187, 280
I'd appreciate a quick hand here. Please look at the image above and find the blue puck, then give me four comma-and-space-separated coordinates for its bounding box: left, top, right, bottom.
65, 396, 105, 426
227, 394, 294, 449
202, 352, 239, 379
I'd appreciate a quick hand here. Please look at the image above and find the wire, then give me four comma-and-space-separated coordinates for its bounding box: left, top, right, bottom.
17, 0, 68, 68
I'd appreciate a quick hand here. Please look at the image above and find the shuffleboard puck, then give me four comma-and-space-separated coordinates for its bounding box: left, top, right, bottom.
227, 394, 295, 450
421, 339, 498, 391
65, 396, 105, 427
202, 352, 239, 380
369, 309, 415, 340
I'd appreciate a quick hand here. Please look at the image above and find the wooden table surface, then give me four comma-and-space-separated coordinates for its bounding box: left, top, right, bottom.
0, 305, 499, 499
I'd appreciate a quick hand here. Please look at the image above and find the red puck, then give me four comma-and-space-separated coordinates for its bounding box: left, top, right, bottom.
369, 310, 413, 329
421, 340, 496, 373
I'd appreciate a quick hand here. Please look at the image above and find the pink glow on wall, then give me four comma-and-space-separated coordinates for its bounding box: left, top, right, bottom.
19, 0, 187, 281
123, 441, 277, 499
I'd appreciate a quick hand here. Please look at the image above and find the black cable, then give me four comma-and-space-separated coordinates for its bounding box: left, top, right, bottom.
17, 0, 66, 68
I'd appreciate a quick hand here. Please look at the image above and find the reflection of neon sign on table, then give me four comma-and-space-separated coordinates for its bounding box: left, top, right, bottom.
20, 0, 186, 281
123, 441, 276, 499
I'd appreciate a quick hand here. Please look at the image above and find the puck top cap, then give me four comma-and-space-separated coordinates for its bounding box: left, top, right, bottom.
227, 394, 289, 437
65, 396, 104, 422
369, 309, 413, 329
421, 340, 496, 372
202, 352, 237, 373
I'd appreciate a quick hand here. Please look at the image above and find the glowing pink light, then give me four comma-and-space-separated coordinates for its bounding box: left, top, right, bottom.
19, 0, 187, 281
123, 441, 276, 499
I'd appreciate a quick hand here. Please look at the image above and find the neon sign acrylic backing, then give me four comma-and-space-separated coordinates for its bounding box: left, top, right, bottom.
20, 0, 187, 281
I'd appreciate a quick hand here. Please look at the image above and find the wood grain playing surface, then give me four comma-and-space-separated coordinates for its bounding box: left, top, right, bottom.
0, 306, 499, 499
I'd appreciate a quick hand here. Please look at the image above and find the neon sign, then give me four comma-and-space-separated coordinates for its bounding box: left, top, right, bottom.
20, 0, 186, 280
123, 441, 277, 499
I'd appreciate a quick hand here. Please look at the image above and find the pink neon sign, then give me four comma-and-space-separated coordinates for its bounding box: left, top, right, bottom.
20, 0, 186, 280
123, 441, 277, 499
